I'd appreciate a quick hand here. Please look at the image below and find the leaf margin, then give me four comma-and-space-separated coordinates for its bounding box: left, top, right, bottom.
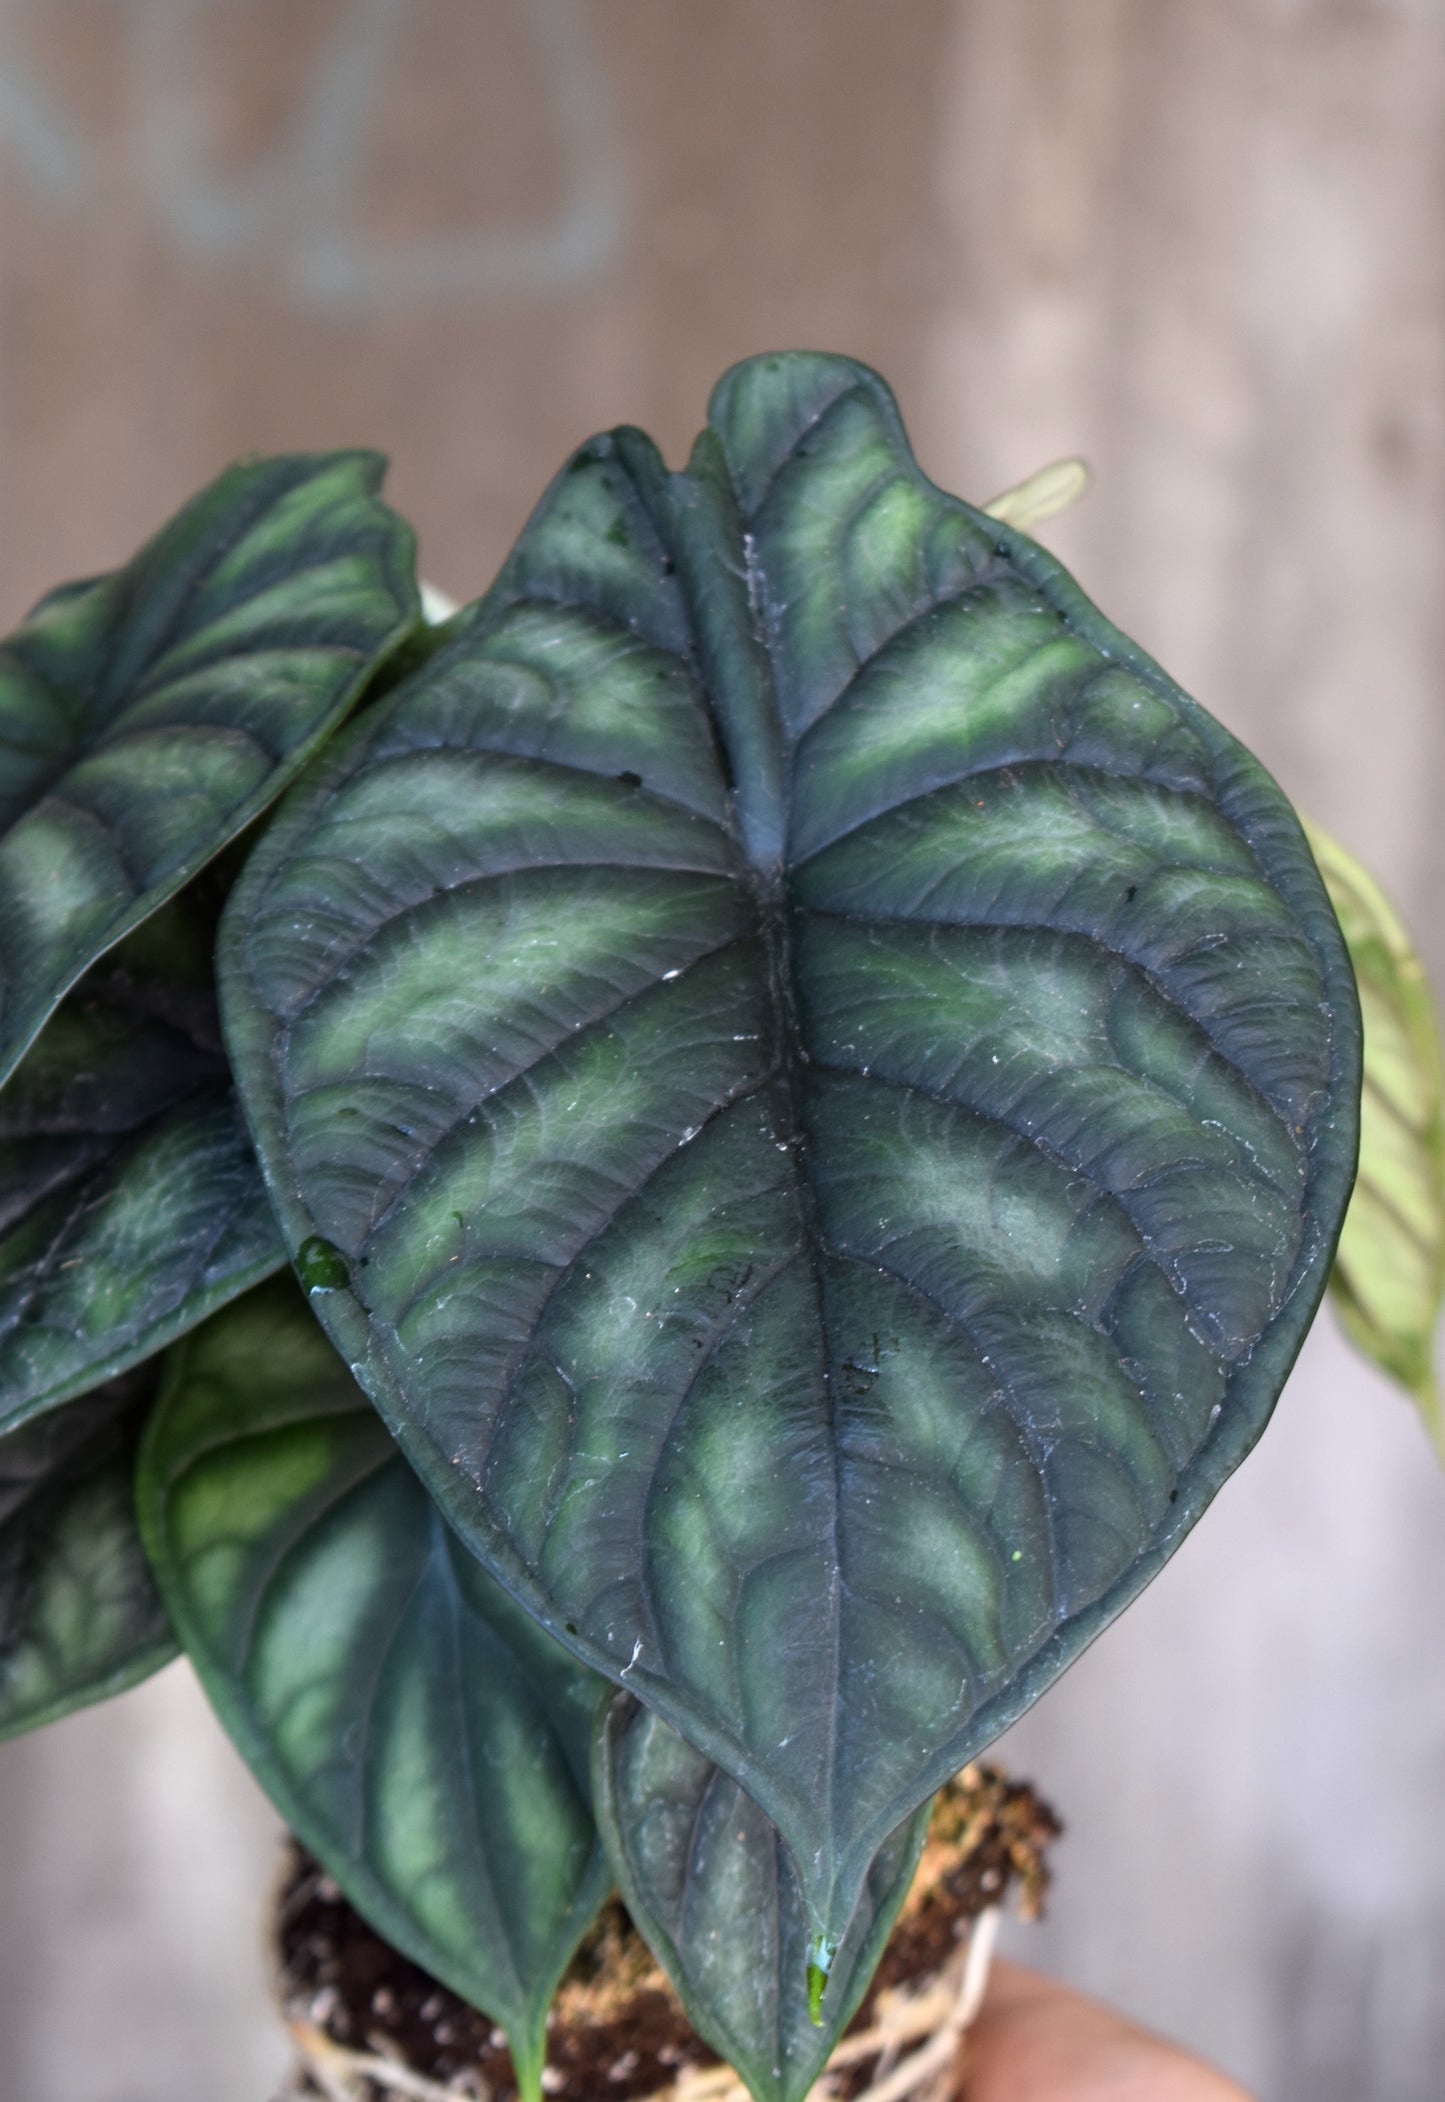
215, 350, 1365, 1948
0, 448, 421, 1087
134, 1275, 613, 2100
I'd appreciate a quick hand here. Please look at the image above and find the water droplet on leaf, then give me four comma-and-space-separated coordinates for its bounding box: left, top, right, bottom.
297, 1235, 349, 1291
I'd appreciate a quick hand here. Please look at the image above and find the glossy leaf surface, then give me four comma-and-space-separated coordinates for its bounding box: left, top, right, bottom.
595, 1691, 929, 2102
1306, 819, 1445, 1433
0, 885, 284, 1434
222, 351, 1360, 1945
0, 1362, 176, 1738
137, 1278, 610, 2098
0, 449, 418, 1084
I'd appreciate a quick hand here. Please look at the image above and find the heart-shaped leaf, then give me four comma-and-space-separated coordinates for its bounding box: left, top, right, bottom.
221, 351, 1360, 1949
0, 886, 284, 1434
0, 1361, 176, 1738
1305, 819, 1445, 1438
137, 1277, 611, 2101
0, 448, 418, 1085
595, 1690, 929, 2102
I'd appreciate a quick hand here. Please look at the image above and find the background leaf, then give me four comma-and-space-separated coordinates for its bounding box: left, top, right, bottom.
0, 1361, 176, 1739
137, 1277, 611, 2101
222, 351, 1360, 1950
0, 882, 284, 1434
1305, 818, 1445, 1439
594, 1690, 930, 2102
0, 449, 418, 1085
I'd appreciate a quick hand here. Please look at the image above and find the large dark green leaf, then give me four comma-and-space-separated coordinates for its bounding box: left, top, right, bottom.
220, 351, 1361, 1951
0, 884, 284, 1434
0, 1362, 176, 1738
0, 449, 418, 1084
595, 1690, 929, 2102
137, 1277, 611, 2102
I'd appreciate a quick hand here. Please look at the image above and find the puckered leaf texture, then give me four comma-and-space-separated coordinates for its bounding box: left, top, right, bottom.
137, 1278, 611, 2101
0, 449, 418, 1085
0, 885, 284, 1435
595, 1690, 929, 2102
0, 1360, 176, 1738
221, 352, 1361, 1947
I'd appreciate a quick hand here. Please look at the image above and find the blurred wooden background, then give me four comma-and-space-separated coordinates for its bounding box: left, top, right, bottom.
2, 3, 1445, 2096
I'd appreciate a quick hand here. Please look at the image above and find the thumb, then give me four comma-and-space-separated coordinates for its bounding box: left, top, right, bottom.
961, 1957, 1256, 2102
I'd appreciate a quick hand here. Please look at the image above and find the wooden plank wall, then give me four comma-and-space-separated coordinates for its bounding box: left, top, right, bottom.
1, 3, 1444, 2095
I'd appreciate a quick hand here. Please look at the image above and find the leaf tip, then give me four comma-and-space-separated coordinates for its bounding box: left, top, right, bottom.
806, 1936, 836, 2027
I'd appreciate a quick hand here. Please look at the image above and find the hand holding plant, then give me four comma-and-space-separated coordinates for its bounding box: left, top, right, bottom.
964, 1962, 1254, 2102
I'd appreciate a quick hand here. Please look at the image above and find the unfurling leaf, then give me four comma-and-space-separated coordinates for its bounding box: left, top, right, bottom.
595, 1691, 929, 2102
221, 351, 1360, 1952
0, 450, 418, 1085
136, 1278, 610, 2102
982, 457, 1090, 533
1305, 819, 1445, 1443
0, 1362, 176, 1738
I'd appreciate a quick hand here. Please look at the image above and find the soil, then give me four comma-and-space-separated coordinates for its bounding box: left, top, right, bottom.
275, 1764, 1060, 2101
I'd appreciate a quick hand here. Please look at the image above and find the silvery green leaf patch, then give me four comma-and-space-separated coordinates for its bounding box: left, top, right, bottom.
139, 1278, 610, 2099
220, 353, 1360, 1954
0, 450, 417, 1084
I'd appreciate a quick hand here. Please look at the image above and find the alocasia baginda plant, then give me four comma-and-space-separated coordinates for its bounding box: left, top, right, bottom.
0, 353, 1369, 2102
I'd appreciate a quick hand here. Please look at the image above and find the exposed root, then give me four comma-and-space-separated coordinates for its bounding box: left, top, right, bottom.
278, 1763, 1058, 2102
635, 1908, 1000, 2102
288, 2021, 492, 2101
